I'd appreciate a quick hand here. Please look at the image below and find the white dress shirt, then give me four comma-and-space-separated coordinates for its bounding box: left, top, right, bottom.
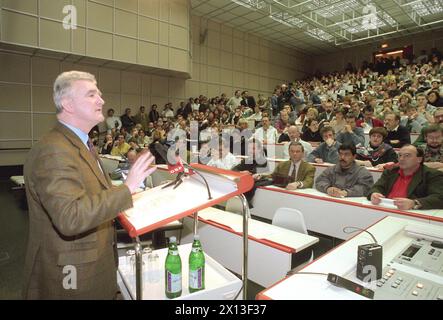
253, 126, 278, 144
207, 152, 239, 170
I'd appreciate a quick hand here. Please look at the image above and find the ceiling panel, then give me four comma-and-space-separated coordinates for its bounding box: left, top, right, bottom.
190, 0, 443, 55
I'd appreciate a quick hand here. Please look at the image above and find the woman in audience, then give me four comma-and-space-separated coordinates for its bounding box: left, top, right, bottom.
300, 107, 319, 133
301, 118, 323, 144
137, 129, 151, 147
355, 127, 398, 169
397, 93, 413, 114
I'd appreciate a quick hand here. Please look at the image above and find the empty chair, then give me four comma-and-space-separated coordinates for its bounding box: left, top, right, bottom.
272, 207, 313, 271
272, 207, 308, 235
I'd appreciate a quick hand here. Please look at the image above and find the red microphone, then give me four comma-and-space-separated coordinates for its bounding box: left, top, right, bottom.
168, 155, 184, 174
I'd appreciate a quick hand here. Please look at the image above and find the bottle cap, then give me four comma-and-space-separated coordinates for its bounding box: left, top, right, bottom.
193, 234, 200, 240
169, 236, 177, 243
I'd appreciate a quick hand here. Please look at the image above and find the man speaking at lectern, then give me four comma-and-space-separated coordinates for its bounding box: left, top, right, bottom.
23, 71, 156, 299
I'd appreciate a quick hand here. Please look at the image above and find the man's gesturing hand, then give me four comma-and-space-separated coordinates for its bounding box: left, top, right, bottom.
124, 150, 157, 194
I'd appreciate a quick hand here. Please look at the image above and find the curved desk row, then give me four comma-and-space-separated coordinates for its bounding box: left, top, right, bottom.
251, 186, 443, 240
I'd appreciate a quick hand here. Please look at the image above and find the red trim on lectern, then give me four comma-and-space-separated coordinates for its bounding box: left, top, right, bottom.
118, 165, 254, 238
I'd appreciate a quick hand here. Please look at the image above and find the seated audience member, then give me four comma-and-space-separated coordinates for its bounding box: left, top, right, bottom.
329, 108, 347, 134
137, 129, 151, 147
119, 126, 131, 142
100, 133, 114, 155
258, 142, 315, 190
279, 125, 313, 160
356, 127, 398, 169
232, 140, 268, 207
413, 107, 443, 146
318, 100, 334, 126
111, 134, 131, 157
300, 107, 319, 132
121, 107, 135, 131
301, 118, 323, 143
336, 113, 365, 147
274, 110, 292, 134
375, 98, 395, 119
416, 93, 436, 123
419, 125, 443, 171
428, 90, 443, 108
368, 144, 443, 210
383, 112, 411, 148
315, 143, 374, 198
233, 139, 268, 174
230, 118, 251, 156
253, 116, 278, 144
247, 105, 263, 123
307, 126, 341, 164
146, 122, 155, 137
356, 106, 383, 132
105, 108, 122, 133
401, 105, 428, 133
110, 148, 138, 180
207, 138, 239, 170
134, 106, 149, 130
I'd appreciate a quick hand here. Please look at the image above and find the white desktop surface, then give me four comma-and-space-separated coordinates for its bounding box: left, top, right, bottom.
258, 216, 440, 300
198, 207, 318, 253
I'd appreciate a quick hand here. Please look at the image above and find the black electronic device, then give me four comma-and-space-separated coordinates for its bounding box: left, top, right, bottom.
343, 227, 383, 282
327, 273, 374, 299
357, 243, 383, 281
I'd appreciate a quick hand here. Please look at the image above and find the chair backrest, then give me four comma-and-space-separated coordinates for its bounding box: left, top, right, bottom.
225, 197, 244, 215
272, 207, 308, 235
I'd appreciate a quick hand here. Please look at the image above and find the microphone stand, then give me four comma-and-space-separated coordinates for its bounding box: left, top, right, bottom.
161, 161, 212, 200
182, 162, 212, 200
161, 171, 185, 190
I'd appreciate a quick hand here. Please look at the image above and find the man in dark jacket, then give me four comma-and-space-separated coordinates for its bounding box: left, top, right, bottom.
368, 144, 443, 210
383, 112, 411, 148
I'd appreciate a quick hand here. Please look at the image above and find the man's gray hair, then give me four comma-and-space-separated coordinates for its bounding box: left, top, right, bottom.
53, 71, 96, 114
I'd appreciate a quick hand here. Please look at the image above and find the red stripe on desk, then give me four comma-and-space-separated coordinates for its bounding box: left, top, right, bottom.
258, 186, 443, 223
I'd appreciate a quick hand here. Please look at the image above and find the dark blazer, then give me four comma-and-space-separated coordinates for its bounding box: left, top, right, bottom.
23, 123, 133, 299
384, 125, 411, 148
367, 165, 443, 209
272, 160, 316, 188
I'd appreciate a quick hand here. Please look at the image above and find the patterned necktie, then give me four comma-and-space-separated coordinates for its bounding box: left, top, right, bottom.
87, 139, 98, 160
290, 162, 297, 183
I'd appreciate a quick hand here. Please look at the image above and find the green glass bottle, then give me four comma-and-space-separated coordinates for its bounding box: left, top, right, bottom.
165, 236, 182, 299
188, 234, 205, 293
